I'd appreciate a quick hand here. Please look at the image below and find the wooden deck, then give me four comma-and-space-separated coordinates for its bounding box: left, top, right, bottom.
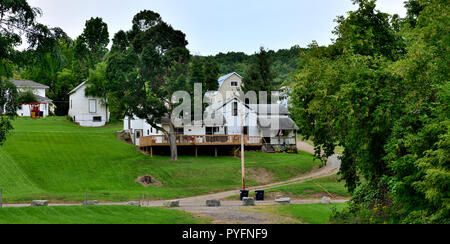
139, 135, 263, 147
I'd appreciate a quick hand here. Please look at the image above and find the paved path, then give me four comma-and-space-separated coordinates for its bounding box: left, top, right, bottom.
175, 154, 340, 205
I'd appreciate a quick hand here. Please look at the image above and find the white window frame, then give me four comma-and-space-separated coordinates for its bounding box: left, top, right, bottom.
233, 102, 238, 117
231, 81, 238, 87
89, 99, 97, 113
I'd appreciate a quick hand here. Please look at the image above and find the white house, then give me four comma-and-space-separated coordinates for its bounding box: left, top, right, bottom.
11, 79, 53, 118
125, 72, 299, 152
68, 81, 110, 127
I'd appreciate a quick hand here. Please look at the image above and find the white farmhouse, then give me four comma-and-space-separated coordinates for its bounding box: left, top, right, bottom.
11, 79, 53, 118
68, 81, 110, 127
124, 72, 299, 153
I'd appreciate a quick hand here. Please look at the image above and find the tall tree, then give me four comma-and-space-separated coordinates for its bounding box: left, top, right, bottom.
80, 17, 109, 65
0, 0, 41, 144
292, 0, 449, 224
107, 10, 190, 161
86, 62, 110, 123
19, 26, 74, 115
333, 0, 405, 60
242, 47, 277, 101
203, 61, 219, 91
189, 58, 205, 89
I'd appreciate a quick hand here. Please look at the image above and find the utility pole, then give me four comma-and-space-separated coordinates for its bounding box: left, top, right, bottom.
240, 103, 246, 190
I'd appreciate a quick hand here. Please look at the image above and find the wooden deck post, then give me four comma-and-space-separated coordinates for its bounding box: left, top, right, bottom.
215, 147, 218, 157
195, 147, 198, 157
150, 146, 153, 158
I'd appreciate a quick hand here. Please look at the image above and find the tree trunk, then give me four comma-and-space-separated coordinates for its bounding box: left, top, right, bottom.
105, 103, 109, 124
168, 122, 178, 161
128, 115, 131, 131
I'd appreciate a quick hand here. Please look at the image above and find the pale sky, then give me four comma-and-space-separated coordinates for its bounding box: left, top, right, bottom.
27, 0, 407, 56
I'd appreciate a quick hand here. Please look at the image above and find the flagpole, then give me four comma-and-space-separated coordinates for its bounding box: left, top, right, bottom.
241, 102, 246, 190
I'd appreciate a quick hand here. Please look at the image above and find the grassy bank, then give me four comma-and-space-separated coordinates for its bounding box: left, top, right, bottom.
0, 117, 319, 202
258, 203, 347, 224
0, 205, 209, 224
266, 175, 351, 199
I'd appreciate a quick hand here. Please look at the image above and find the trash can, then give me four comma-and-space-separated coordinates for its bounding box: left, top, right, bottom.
240, 190, 249, 200
255, 190, 265, 201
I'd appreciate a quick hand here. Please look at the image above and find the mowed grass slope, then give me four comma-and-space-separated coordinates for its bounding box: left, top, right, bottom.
266, 175, 351, 198
0, 206, 209, 224
0, 117, 319, 202
258, 203, 347, 224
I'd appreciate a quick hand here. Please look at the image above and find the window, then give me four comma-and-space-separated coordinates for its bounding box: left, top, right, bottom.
231, 81, 238, 87
136, 130, 141, 139
206, 127, 220, 135
233, 102, 238, 116
147, 130, 150, 135
89, 99, 97, 113
93, 116, 102, 122
175, 128, 184, 135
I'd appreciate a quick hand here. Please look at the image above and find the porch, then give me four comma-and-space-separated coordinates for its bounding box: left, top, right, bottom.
139, 135, 264, 147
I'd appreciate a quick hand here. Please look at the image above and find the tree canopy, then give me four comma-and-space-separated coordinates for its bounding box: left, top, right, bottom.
291, 0, 449, 224
107, 10, 191, 161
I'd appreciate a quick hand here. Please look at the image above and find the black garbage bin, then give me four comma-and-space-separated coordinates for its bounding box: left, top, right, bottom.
255, 190, 265, 201
240, 190, 249, 200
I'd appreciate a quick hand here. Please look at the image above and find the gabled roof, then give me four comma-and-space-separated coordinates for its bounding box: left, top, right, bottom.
68, 81, 87, 95
249, 104, 290, 115
35, 95, 53, 103
218, 72, 243, 88
207, 96, 253, 114
10, 79, 49, 89
258, 117, 299, 130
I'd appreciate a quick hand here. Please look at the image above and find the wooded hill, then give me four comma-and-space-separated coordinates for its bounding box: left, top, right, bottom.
197, 45, 304, 86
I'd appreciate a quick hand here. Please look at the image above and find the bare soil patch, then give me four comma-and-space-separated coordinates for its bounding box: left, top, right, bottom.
117, 131, 132, 144
245, 167, 275, 184
135, 175, 163, 187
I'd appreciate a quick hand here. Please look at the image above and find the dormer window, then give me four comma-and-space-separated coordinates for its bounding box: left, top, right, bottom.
231, 81, 238, 87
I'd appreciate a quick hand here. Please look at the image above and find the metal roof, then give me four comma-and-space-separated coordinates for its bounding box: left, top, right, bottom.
249, 104, 290, 115
35, 95, 53, 103
68, 81, 87, 95
218, 72, 243, 88
258, 117, 299, 132
10, 79, 49, 89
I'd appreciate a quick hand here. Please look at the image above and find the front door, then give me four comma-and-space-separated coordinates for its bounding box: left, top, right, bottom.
135, 129, 143, 146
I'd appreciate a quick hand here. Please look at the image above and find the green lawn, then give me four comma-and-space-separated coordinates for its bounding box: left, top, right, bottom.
0, 117, 319, 202
300, 136, 345, 155
266, 175, 351, 198
261, 203, 347, 224
0, 206, 209, 224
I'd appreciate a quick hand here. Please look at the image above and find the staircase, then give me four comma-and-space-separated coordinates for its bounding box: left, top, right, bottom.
262, 143, 275, 153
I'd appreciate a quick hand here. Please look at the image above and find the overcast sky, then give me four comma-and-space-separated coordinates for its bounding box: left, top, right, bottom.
27, 0, 407, 56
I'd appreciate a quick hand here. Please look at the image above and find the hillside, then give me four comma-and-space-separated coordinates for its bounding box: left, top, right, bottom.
0, 117, 319, 203
197, 45, 304, 86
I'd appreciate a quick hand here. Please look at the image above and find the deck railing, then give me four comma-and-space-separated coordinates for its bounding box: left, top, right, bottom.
270, 137, 297, 145
139, 135, 263, 147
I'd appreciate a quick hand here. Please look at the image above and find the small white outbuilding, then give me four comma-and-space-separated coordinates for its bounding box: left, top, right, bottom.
68, 81, 109, 127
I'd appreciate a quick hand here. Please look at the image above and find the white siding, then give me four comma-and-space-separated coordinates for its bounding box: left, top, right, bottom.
68, 83, 109, 127
16, 87, 49, 117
